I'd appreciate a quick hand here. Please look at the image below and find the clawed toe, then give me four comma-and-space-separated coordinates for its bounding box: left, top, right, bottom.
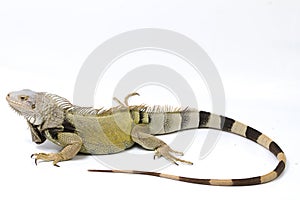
155, 145, 193, 165
169, 148, 184, 156
31, 152, 63, 167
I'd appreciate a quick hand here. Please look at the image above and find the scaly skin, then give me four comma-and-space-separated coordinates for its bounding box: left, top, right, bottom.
6, 89, 286, 186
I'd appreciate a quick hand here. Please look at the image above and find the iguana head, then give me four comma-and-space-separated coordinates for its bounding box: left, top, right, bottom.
7, 89, 73, 129
6, 89, 73, 144
6, 89, 45, 125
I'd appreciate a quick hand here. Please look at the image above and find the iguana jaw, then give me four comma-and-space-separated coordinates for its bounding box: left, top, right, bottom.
6, 92, 27, 115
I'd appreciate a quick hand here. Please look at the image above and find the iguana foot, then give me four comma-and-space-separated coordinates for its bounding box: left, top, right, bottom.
31, 153, 64, 167
154, 144, 193, 165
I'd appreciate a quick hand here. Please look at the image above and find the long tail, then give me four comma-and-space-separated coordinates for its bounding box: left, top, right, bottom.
89, 111, 286, 186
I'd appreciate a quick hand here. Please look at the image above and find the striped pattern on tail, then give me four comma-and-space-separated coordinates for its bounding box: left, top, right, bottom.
90, 109, 286, 186
197, 111, 286, 185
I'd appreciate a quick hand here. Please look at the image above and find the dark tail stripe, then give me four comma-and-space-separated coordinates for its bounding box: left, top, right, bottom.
274, 161, 285, 175
132, 170, 160, 177
232, 176, 261, 186
179, 176, 211, 185
220, 116, 235, 132
199, 111, 210, 128
269, 141, 283, 156
245, 126, 262, 142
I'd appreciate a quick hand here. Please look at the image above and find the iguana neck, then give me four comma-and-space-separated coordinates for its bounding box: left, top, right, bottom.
38, 93, 73, 130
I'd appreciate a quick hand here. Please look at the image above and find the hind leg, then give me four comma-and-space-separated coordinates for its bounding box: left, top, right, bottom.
131, 125, 193, 165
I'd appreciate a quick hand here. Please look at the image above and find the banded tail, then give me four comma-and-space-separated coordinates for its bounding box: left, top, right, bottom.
89, 111, 286, 186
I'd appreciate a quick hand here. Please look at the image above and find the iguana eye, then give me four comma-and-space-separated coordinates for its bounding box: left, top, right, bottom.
31, 104, 36, 109
20, 96, 28, 101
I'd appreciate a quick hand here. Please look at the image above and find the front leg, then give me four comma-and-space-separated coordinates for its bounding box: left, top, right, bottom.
32, 132, 83, 166
131, 125, 193, 165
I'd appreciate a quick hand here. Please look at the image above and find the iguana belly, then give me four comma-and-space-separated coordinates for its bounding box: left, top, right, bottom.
67, 112, 135, 154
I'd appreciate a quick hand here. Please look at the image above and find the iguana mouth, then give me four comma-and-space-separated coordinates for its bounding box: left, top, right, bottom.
6, 94, 33, 121
6, 97, 22, 113
6, 101, 21, 114
6, 93, 20, 105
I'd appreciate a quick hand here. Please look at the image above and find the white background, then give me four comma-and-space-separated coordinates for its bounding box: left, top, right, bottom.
0, 0, 299, 199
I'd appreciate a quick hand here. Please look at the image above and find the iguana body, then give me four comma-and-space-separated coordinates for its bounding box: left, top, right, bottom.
6, 89, 286, 186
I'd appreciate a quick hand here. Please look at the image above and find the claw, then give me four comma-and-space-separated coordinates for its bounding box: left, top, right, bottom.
31, 154, 38, 165
54, 163, 60, 167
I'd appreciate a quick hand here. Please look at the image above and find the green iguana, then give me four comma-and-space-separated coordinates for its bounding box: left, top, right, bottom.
6, 89, 286, 186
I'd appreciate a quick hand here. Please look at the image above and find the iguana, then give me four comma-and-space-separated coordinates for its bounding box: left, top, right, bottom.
6, 89, 286, 186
